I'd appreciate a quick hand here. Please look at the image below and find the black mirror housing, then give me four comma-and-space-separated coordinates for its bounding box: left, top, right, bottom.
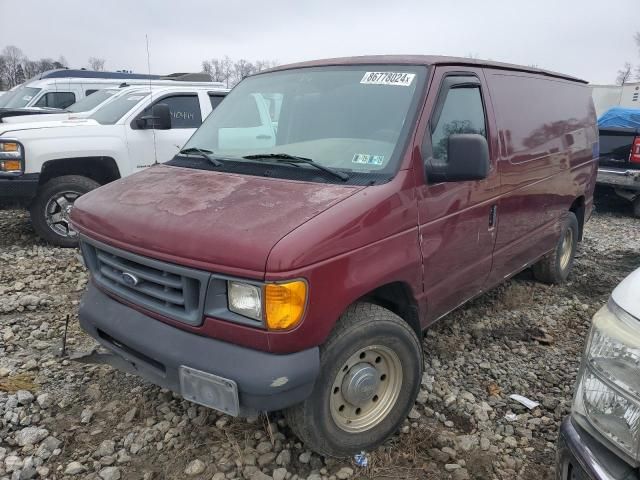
137, 103, 172, 130
426, 133, 489, 183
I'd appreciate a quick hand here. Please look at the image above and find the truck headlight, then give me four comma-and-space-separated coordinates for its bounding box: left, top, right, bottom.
225, 279, 307, 330
573, 301, 640, 463
228, 281, 262, 321
0, 140, 24, 174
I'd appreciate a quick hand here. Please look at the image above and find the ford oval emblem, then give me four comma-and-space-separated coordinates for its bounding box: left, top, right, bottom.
121, 272, 140, 287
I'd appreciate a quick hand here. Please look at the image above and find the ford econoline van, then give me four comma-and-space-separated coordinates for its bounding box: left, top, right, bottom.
70, 56, 598, 456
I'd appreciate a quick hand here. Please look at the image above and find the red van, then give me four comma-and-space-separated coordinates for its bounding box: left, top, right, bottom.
71, 56, 597, 456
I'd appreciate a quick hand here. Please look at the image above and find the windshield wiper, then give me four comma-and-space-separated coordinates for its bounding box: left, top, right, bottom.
178, 147, 221, 167
242, 153, 349, 181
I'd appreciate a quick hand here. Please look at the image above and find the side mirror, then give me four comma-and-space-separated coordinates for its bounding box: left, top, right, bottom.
426, 134, 489, 183
136, 103, 171, 130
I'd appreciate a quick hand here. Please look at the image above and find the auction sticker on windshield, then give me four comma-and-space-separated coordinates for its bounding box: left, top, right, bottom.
352, 154, 385, 165
360, 72, 415, 86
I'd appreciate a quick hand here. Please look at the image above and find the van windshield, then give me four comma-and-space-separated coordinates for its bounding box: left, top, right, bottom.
67, 89, 118, 113
89, 91, 149, 125
1, 87, 42, 108
178, 65, 426, 184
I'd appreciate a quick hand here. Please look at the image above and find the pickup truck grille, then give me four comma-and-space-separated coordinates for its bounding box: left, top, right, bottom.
79, 238, 210, 326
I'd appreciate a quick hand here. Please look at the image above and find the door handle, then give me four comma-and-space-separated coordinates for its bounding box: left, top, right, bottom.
256, 134, 272, 140
489, 205, 497, 228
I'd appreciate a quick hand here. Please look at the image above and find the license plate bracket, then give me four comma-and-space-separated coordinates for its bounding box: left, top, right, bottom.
179, 365, 239, 416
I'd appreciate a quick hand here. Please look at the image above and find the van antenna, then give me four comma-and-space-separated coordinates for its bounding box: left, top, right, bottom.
146, 34, 159, 165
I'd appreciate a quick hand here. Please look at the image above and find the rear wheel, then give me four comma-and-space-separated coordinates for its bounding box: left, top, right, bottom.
285, 303, 422, 457
633, 196, 640, 218
30, 175, 100, 247
532, 212, 579, 284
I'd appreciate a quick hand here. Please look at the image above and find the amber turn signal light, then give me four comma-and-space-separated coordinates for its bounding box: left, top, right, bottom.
0, 160, 21, 172
265, 280, 307, 330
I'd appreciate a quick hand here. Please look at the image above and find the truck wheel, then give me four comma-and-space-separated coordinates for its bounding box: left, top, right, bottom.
532, 212, 579, 284
285, 303, 422, 457
633, 196, 640, 218
30, 175, 100, 247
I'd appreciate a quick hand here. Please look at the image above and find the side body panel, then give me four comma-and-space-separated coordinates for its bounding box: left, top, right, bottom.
485, 71, 598, 285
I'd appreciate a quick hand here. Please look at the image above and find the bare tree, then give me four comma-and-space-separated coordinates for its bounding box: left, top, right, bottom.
0, 55, 6, 90
221, 56, 233, 87
2, 45, 26, 87
88, 57, 106, 71
616, 62, 633, 85
254, 60, 278, 72
232, 59, 254, 85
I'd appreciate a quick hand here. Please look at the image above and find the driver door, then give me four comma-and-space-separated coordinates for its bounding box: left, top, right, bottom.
126, 94, 204, 170
416, 66, 501, 323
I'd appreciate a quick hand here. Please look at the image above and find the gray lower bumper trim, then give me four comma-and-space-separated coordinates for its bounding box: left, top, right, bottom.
556, 416, 639, 480
78, 281, 320, 413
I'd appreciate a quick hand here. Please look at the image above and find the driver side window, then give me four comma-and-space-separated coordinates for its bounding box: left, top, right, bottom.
139, 95, 202, 129
431, 85, 486, 161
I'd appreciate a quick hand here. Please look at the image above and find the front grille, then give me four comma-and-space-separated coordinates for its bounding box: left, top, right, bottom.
80, 238, 210, 326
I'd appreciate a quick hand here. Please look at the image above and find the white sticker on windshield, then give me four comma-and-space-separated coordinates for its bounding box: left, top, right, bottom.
22, 95, 33, 101
352, 154, 385, 165
127, 95, 145, 101
360, 72, 415, 87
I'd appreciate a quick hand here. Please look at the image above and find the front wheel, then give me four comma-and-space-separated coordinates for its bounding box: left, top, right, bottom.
29, 175, 100, 247
285, 303, 422, 457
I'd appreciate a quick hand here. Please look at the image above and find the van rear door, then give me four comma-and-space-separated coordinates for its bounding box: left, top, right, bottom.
416, 66, 500, 323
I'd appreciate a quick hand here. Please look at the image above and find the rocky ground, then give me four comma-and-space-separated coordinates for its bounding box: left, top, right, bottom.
0, 188, 639, 480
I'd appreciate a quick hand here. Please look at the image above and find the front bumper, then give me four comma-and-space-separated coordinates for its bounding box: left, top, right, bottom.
597, 167, 640, 191
556, 416, 639, 480
78, 281, 320, 414
0, 173, 39, 204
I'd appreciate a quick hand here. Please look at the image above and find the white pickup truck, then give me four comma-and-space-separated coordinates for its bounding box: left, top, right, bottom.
0, 84, 228, 246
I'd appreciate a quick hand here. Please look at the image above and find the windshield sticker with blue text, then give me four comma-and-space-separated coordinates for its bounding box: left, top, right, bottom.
352, 154, 385, 165
360, 72, 415, 87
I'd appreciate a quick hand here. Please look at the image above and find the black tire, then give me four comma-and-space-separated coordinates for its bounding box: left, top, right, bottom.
532, 212, 579, 284
29, 175, 100, 247
285, 303, 422, 457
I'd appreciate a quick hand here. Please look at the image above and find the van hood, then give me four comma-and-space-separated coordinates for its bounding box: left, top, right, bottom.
71, 165, 364, 276
0, 118, 99, 135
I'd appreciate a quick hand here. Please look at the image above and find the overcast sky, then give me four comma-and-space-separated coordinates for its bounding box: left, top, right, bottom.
2, 0, 638, 84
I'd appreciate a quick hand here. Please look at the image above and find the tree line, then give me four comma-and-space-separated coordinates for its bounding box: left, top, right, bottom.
616, 33, 640, 85
201, 57, 278, 87
0, 45, 276, 91
0, 45, 110, 90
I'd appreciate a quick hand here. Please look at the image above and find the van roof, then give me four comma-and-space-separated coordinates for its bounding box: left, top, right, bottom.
264, 55, 587, 84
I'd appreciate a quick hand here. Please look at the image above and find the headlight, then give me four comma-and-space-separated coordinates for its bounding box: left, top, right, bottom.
0, 140, 24, 174
225, 279, 307, 330
228, 281, 262, 321
573, 301, 640, 463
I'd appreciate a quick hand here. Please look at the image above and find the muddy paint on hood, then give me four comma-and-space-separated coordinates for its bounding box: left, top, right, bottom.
71, 165, 363, 275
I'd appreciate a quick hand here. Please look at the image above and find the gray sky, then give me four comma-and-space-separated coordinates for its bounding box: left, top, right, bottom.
2, 0, 638, 84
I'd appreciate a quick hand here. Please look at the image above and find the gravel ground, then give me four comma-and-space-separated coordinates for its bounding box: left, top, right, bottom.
1, 188, 639, 480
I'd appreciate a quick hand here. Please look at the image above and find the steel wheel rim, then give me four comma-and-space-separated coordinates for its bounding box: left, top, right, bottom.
330, 345, 403, 433
559, 227, 573, 270
44, 191, 80, 238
